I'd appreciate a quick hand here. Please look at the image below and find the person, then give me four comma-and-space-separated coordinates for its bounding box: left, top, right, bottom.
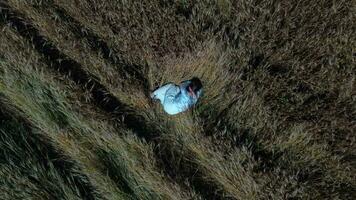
151, 77, 203, 115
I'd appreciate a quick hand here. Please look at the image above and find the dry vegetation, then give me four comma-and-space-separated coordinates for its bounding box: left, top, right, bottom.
0, 0, 355, 199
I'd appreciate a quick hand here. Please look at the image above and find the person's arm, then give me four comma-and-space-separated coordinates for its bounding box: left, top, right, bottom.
151, 83, 175, 102
164, 85, 181, 102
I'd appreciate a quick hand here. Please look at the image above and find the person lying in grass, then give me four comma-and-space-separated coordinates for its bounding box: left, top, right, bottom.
151, 77, 203, 115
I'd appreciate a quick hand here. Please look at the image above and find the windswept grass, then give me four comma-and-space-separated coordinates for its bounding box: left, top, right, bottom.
0, 25, 197, 200
2, 2, 274, 198
0, 107, 83, 200
1, 0, 355, 199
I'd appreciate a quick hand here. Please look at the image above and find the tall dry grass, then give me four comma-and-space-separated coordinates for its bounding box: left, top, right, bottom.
4, 2, 273, 198
0, 25, 197, 200
0, 107, 84, 200
1, 0, 355, 199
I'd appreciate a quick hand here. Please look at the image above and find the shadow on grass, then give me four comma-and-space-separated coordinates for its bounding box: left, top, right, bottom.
34, 3, 150, 94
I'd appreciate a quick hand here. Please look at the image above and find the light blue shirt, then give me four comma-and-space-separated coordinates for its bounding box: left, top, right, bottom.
151, 80, 202, 115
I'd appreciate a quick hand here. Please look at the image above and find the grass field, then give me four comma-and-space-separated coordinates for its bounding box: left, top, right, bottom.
0, 0, 355, 199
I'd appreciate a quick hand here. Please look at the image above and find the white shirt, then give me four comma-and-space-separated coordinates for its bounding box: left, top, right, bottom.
151, 81, 202, 115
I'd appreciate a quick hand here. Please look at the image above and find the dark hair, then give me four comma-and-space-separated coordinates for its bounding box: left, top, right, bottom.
188, 77, 203, 93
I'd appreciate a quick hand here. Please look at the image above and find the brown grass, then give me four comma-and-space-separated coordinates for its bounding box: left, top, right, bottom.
0, 0, 355, 199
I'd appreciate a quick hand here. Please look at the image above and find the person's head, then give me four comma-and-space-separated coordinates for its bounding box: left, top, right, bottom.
187, 77, 203, 98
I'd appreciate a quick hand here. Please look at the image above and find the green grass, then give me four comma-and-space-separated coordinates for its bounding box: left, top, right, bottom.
0, 109, 83, 200
0, 0, 355, 199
